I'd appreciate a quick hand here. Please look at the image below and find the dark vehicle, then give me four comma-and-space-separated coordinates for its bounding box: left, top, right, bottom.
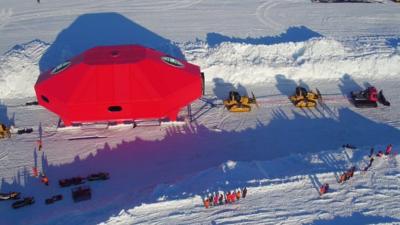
59, 176, 85, 187
0, 192, 20, 201
12, 197, 34, 209
351, 86, 378, 108
72, 186, 91, 202
87, 172, 110, 181
45, 194, 63, 205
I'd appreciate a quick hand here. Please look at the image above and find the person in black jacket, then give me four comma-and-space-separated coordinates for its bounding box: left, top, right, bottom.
242, 187, 247, 198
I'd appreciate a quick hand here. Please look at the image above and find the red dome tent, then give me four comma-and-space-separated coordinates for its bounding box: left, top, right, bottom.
35, 45, 203, 126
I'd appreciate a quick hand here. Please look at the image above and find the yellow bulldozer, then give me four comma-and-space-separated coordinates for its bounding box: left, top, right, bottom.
0, 123, 11, 139
290, 86, 321, 108
223, 91, 258, 112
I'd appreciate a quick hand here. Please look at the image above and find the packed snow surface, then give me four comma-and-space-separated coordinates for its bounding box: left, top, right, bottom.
1, 0, 400, 225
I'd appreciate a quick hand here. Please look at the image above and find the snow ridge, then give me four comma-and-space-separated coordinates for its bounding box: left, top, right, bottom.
0, 40, 49, 99
0, 38, 399, 99
187, 38, 400, 85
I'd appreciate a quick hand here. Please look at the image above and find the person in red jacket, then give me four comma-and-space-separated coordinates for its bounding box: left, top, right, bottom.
230, 191, 236, 202
385, 144, 393, 155
213, 193, 219, 206
226, 192, 232, 203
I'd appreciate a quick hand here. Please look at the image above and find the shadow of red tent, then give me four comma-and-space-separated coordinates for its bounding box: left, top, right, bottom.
35, 45, 202, 126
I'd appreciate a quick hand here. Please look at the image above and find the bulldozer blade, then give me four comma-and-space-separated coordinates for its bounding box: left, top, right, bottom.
251, 91, 259, 108
316, 88, 323, 104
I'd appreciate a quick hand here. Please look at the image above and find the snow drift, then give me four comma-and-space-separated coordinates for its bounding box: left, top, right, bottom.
1, 37, 399, 99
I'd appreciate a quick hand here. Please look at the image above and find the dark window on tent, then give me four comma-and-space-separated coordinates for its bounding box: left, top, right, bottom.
41, 95, 49, 103
108, 106, 122, 112
51, 61, 71, 74
161, 56, 184, 68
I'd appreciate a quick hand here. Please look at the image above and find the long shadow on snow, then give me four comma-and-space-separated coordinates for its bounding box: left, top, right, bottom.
1, 108, 400, 224
206, 26, 322, 48
310, 212, 400, 225
338, 74, 363, 97
0, 101, 15, 127
212, 78, 248, 100
39, 12, 185, 73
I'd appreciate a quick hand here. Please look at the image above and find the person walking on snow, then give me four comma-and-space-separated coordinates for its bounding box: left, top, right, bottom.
213, 193, 219, 206
319, 183, 329, 195
208, 194, 213, 206
385, 144, 393, 155
40, 173, 49, 186
236, 189, 241, 200
242, 187, 247, 198
37, 140, 42, 151
363, 157, 374, 171
203, 197, 210, 208
32, 167, 38, 177
219, 194, 224, 205
369, 147, 374, 158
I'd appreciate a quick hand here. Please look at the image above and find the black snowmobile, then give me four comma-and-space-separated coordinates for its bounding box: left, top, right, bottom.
0, 192, 20, 201
59, 176, 85, 187
45, 194, 63, 205
378, 90, 390, 106
87, 172, 110, 181
72, 186, 91, 202
351, 87, 378, 108
12, 197, 34, 209
342, 144, 356, 149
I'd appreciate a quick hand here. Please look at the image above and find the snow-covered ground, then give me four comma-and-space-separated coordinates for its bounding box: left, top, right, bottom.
1, 0, 400, 225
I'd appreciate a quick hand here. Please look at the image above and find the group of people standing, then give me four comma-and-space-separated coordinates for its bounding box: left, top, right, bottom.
203, 187, 247, 208
319, 144, 394, 196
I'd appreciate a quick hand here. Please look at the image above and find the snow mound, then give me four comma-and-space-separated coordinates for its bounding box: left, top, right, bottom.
0, 40, 49, 99
187, 38, 400, 84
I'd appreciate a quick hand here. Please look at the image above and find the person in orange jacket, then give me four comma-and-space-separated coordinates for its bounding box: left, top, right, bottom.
203, 197, 210, 208
37, 140, 43, 151
319, 183, 329, 195
236, 189, 241, 200
40, 173, 49, 186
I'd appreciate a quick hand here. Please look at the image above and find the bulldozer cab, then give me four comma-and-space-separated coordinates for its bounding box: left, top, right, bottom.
295, 87, 308, 97
229, 91, 241, 103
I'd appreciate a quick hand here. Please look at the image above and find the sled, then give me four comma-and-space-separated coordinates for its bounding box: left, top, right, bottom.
378, 90, 390, 106
45, 194, 63, 205
12, 197, 34, 209
87, 172, 110, 181
72, 186, 91, 202
59, 176, 85, 187
0, 192, 20, 201
17, 128, 33, 135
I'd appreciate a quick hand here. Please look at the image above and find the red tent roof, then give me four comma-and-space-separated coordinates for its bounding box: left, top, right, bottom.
35, 45, 202, 125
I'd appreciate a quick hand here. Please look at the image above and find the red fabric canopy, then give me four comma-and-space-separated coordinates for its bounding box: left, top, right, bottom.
35, 45, 202, 126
